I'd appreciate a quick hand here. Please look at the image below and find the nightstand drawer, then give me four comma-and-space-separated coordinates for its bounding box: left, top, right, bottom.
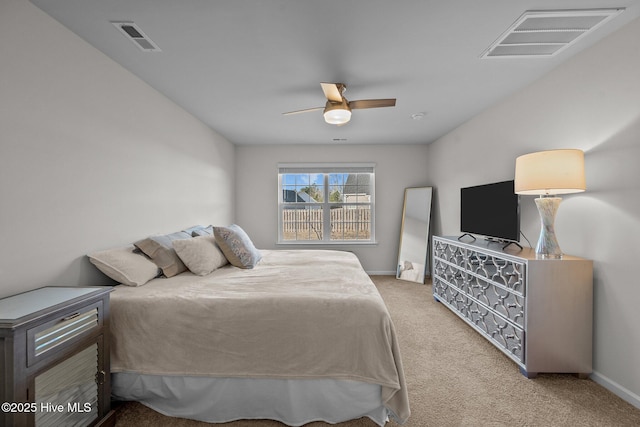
26, 300, 103, 367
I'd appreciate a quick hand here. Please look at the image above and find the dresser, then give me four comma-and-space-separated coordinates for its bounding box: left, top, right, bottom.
0, 286, 115, 427
432, 236, 593, 378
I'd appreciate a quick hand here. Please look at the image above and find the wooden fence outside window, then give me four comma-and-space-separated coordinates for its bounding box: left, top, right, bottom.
281, 207, 371, 240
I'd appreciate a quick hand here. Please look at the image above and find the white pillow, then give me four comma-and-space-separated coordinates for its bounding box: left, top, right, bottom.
173, 235, 228, 276
88, 245, 160, 286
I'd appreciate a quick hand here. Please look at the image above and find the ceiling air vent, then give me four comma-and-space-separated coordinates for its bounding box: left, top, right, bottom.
112, 21, 161, 52
481, 9, 623, 58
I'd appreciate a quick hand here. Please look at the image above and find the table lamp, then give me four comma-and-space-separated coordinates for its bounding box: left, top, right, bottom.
514, 149, 586, 258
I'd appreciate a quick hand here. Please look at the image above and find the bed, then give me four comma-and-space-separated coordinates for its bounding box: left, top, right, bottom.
106, 248, 410, 425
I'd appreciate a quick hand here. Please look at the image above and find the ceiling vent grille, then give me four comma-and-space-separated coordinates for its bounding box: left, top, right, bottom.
481, 9, 623, 58
112, 21, 161, 52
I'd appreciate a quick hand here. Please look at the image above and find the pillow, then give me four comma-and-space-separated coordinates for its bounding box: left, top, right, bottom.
88, 245, 160, 286
183, 225, 206, 235
192, 225, 214, 237
134, 231, 192, 277
173, 235, 228, 276
214, 224, 262, 269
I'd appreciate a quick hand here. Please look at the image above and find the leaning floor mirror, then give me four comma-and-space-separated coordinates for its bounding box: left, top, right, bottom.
397, 187, 433, 283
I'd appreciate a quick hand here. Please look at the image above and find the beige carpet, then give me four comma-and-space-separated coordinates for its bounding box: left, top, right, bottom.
113, 276, 640, 427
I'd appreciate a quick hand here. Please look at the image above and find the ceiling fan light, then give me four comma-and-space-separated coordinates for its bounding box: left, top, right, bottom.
323, 101, 352, 125
324, 108, 351, 125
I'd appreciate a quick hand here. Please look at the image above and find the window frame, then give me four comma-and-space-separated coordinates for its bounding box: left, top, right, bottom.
277, 163, 376, 245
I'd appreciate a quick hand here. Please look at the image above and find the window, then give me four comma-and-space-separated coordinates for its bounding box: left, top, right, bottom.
278, 164, 375, 244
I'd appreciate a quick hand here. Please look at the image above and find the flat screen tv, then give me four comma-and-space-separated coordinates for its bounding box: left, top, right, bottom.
460, 180, 520, 242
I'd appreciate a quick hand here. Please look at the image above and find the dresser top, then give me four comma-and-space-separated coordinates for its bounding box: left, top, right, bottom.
0, 286, 111, 325
436, 235, 590, 263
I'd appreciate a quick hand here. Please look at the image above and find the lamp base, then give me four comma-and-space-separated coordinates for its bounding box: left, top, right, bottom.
534, 197, 563, 259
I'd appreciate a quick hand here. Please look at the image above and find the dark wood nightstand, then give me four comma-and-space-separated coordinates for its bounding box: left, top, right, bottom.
0, 286, 115, 427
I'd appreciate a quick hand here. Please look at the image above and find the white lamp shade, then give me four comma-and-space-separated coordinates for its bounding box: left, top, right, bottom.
514, 149, 586, 195
323, 100, 352, 125
324, 108, 351, 124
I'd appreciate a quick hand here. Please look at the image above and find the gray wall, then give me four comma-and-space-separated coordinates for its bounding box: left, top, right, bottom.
427, 17, 640, 408
0, 0, 235, 298
235, 144, 430, 273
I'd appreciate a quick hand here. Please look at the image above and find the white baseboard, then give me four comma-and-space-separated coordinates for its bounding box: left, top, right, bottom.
366, 271, 396, 276
590, 370, 640, 410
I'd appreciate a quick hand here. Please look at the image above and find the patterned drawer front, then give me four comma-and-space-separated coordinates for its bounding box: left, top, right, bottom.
466, 250, 526, 296
433, 276, 446, 299
468, 300, 525, 363
433, 259, 467, 292
433, 239, 466, 266
467, 276, 525, 328
433, 278, 471, 318
434, 276, 524, 364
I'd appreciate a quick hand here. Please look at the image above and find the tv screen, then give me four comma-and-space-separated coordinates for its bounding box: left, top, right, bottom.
460, 180, 520, 242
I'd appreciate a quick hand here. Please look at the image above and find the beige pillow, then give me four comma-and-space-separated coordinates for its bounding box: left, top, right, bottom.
134, 231, 191, 277
88, 245, 160, 286
173, 235, 228, 276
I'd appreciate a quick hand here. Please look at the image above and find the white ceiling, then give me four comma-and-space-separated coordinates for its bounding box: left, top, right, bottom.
30, 0, 640, 146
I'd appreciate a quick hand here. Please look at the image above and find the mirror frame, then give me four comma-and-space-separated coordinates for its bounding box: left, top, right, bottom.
396, 187, 433, 283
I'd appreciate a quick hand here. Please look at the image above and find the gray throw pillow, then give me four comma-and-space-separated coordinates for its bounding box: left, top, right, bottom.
134, 231, 192, 277
213, 224, 262, 269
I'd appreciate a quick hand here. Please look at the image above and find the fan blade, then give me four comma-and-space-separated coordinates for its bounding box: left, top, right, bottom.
320, 82, 344, 102
349, 99, 396, 109
282, 106, 324, 115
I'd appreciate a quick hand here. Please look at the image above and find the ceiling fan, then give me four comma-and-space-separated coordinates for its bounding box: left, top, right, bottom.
282, 83, 396, 125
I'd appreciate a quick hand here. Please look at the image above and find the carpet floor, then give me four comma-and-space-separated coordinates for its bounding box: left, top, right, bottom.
113, 275, 640, 427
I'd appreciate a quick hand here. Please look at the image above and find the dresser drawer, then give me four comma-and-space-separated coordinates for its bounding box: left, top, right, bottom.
465, 250, 526, 296
26, 300, 103, 367
433, 239, 466, 266
434, 277, 525, 364
467, 275, 525, 328
433, 258, 468, 292
433, 277, 471, 316
467, 299, 525, 364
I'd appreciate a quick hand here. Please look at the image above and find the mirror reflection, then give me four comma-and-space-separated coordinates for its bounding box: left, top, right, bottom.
397, 187, 433, 283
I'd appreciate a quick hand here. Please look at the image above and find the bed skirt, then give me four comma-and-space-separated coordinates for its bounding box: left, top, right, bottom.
112, 372, 391, 426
